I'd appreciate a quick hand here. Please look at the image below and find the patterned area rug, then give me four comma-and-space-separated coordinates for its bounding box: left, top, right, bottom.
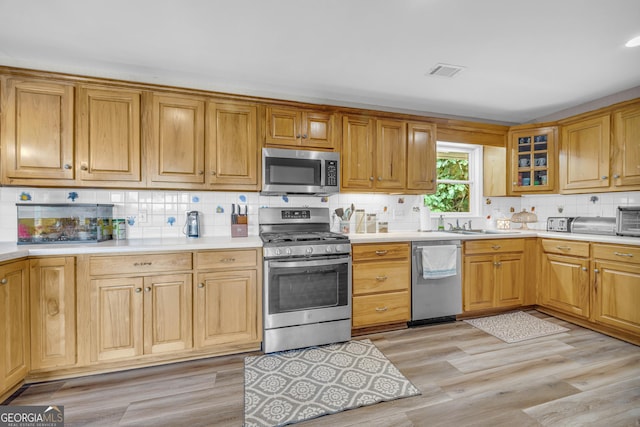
244, 339, 420, 427
465, 311, 569, 343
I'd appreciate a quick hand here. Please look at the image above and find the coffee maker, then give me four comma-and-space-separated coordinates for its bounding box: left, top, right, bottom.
184, 211, 200, 238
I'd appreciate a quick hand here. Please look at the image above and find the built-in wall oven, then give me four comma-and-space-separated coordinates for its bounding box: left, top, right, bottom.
260, 207, 352, 353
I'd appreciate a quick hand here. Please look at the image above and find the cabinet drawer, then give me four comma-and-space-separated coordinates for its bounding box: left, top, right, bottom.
541, 239, 590, 257
90, 253, 192, 276
464, 239, 525, 255
353, 261, 409, 295
352, 291, 410, 328
593, 244, 640, 264
195, 249, 258, 270
352, 243, 410, 262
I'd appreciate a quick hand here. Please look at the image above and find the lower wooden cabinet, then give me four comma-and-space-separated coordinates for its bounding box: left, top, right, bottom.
351, 243, 410, 329
463, 239, 525, 312
592, 244, 640, 337
539, 239, 590, 318
194, 249, 261, 349
29, 257, 76, 370
90, 273, 193, 362
1, 259, 29, 397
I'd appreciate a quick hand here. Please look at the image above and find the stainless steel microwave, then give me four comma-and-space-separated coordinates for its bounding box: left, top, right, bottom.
261, 148, 340, 195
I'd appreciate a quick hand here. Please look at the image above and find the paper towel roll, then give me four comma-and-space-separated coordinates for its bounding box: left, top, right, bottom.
419, 205, 431, 231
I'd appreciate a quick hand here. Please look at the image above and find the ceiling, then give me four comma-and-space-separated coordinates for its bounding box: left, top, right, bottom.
1, 0, 640, 124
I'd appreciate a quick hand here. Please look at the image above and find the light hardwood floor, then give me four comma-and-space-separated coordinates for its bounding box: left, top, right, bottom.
4, 310, 640, 426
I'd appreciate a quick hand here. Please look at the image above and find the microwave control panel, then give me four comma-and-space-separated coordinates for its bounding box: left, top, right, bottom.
325, 160, 338, 187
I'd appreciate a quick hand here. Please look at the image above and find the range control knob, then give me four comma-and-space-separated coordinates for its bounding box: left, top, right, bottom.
325, 246, 333, 253
275, 248, 282, 256
285, 247, 292, 255
306, 247, 314, 254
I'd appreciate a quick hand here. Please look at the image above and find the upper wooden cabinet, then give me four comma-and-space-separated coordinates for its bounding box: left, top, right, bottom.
207, 101, 259, 190
612, 104, 640, 188
1, 77, 75, 182
508, 126, 557, 194
148, 94, 259, 190
265, 106, 335, 150
407, 122, 437, 192
342, 115, 433, 193
560, 114, 611, 192
77, 85, 143, 185
148, 92, 206, 186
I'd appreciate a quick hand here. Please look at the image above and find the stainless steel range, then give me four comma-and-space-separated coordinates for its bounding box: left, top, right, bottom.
260, 207, 352, 353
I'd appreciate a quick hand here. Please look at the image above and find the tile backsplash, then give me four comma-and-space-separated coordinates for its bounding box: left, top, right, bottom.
1, 187, 639, 242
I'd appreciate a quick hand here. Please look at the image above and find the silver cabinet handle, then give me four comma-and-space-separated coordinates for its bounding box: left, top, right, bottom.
375, 306, 388, 312
375, 275, 388, 281
375, 250, 388, 256
614, 252, 634, 257
198, 170, 204, 175
613, 174, 620, 179
64, 164, 72, 170
601, 176, 608, 180
302, 134, 308, 139
581, 267, 588, 271
491, 245, 501, 250
221, 258, 236, 263
198, 283, 205, 288
369, 176, 374, 181
211, 171, 217, 176
81, 164, 89, 171
378, 176, 382, 181
296, 134, 301, 138
493, 261, 502, 266
135, 288, 142, 293
145, 287, 151, 292
0, 278, 7, 285
594, 268, 600, 273
556, 246, 572, 251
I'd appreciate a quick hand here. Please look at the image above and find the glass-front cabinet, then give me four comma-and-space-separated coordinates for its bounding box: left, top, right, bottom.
509, 126, 557, 193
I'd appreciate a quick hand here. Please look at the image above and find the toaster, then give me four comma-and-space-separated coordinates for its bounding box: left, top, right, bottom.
617, 206, 640, 237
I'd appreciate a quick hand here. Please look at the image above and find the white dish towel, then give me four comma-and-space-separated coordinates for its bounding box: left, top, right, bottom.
421, 245, 457, 279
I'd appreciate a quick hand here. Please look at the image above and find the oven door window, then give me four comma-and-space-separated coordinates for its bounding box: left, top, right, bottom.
268, 262, 349, 314
265, 157, 321, 186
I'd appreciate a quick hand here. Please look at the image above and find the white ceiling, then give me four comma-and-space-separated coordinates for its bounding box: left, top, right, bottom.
1, 0, 640, 124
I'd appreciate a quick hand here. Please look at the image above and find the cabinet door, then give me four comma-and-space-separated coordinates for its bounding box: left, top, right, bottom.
303, 111, 335, 150
495, 253, 524, 308
612, 105, 640, 188
143, 274, 192, 354
540, 253, 590, 318
463, 254, 495, 311
406, 122, 436, 192
1, 78, 74, 181
29, 257, 76, 369
560, 115, 610, 191
483, 146, 507, 196
593, 260, 640, 336
341, 116, 375, 190
265, 106, 301, 146
510, 127, 556, 193
194, 270, 258, 348
76, 85, 142, 183
91, 277, 143, 362
207, 101, 259, 188
375, 119, 407, 190
149, 93, 206, 185
0, 261, 29, 391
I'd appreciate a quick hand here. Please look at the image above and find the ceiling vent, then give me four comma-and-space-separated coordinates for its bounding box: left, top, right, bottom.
427, 63, 465, 78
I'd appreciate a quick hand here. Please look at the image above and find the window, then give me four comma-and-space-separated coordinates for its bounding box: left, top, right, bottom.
424, 142, 482, 216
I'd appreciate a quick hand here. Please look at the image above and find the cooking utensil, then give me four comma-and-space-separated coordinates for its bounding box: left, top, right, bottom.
349, 204, 355, 220
344, 208, 351, 221
335, 208, 344, 220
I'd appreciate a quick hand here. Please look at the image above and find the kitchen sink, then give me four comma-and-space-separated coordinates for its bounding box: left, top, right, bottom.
445, 229, 520, 235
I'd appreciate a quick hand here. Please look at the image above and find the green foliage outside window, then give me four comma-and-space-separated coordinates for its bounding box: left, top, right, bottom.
424, 156, 470, 213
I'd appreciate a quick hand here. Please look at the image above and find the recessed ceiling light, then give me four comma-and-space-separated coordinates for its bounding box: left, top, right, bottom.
625, 35, 640, 47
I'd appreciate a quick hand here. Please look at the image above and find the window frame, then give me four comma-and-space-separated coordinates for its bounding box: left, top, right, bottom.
426, 141, 483, 217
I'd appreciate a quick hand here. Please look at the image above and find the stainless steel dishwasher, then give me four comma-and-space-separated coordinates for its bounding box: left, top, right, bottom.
409, 240, 462, 326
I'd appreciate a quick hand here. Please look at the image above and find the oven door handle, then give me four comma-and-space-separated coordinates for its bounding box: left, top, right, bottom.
268, 256, 350, 268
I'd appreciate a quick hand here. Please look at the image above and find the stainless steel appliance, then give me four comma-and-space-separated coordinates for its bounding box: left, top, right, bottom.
260, 207, 352, 353
184, 211, 200, 238
409, 240, 462, 326
546, 217, 575, 232
261, 148, 340, 195
617, 206, 640, 237
547, 216, 616, 235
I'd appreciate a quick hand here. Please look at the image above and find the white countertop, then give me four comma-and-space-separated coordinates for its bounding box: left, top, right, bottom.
0, 231, 638, 263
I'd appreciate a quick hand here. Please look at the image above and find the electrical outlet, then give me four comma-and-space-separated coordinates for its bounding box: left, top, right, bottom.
139, 211, 147, 223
